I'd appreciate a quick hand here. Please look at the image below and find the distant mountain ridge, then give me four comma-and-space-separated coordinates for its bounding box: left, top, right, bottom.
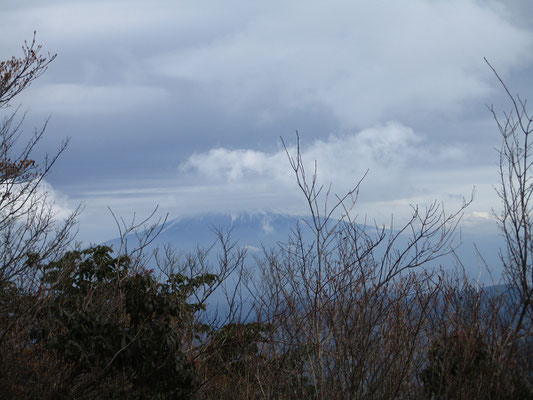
106, 211, 309, 254
151, 211, 306, 252
106, 210, 505, 283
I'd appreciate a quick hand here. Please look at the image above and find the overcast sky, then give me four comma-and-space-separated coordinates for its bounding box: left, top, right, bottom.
1, 0, 533, 243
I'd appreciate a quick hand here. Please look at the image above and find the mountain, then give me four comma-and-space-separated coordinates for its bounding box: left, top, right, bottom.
106, 211, 306, 255
153, 211, 302, 253
106, 210, 506, 283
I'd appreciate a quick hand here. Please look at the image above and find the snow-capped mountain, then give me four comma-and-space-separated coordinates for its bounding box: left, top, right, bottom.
153, 211, 302, 252
106, 210, 505, 283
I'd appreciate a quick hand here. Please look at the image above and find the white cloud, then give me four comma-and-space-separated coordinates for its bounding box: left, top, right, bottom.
460, 210, 496, 230
181, 122, 464, 189
37, 180, 76, 221
70, 121, 497, 242
1, 179, 75, 222
0, 1, 255, 53
151, 0, 533, 127
1, 0, 528, 242
178, 122, 474, 221
19, 83, 169, 116
2, 2, 170, 40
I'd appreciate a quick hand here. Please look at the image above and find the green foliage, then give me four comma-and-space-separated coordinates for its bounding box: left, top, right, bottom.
35, 245, 216, 399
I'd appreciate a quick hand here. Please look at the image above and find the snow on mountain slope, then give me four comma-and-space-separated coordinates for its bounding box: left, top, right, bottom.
105, 210, 505, 283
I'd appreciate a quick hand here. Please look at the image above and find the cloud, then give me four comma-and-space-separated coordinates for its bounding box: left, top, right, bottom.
1, 179, 75, 222
2, 2, 170, 40
460, 210, 496, 231
0, 1, 255, 55
178, 122, 472, 219
1, 0, 529, 242
151, 0, 533, 127
18, 83, 169, 116
37, 180, 76, 221
70, 122, 497, 242
181, 122, 464, 186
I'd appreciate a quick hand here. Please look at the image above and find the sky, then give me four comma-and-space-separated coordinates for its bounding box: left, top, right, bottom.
1, 0, 533, 243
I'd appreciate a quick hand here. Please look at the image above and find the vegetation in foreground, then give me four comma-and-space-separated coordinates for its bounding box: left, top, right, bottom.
0, 35, 532, 399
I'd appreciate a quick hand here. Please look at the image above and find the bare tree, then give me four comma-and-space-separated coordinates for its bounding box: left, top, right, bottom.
0, 32, 56, 109
0, 33, 79, 378
0, 33, 78, 284
486, 58, 533, 331
241, 134, 472, 399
